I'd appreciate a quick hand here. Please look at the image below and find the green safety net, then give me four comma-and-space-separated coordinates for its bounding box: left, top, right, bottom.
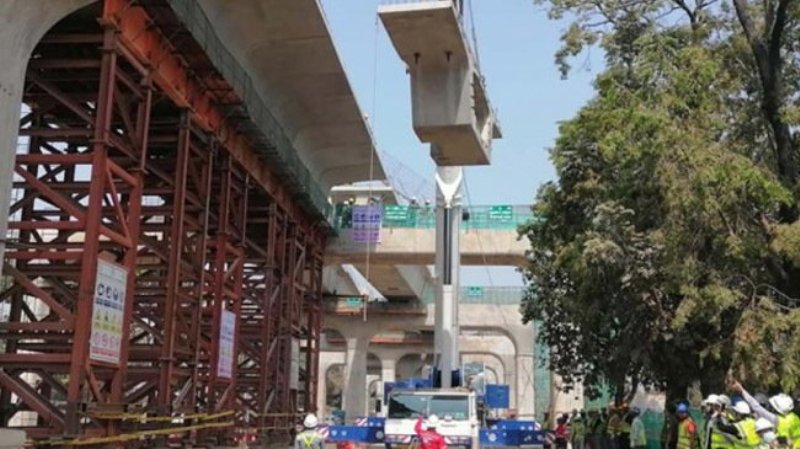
166, 0, 332, 220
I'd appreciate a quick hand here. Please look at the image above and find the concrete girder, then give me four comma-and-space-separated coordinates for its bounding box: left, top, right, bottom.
195, 0, 385, 192
326, 228, 528, 267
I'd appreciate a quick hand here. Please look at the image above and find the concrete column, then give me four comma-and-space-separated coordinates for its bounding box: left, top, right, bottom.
516, 353, 536, 418
501, 354, 517, 407
343, 335, 369, 421
382, 357, 396, 384
0, 1, 92, 275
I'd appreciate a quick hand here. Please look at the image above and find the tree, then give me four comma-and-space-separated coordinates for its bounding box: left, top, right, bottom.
521, 1, 800, 399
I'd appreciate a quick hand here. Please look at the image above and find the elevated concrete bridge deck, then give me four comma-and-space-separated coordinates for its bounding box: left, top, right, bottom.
326, 227, 529, 266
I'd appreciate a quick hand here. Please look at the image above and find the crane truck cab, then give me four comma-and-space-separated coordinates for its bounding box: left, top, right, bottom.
384, 388, 480, 449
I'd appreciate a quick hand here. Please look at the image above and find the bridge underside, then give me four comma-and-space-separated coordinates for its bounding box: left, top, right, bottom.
0, 1, 347, 445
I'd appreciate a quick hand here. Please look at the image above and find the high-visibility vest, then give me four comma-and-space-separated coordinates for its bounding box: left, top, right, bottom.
734, 418, 760, 449
710, 427, 735, 449
572, 421, 586, 440
297, 430, 323, 449
620, 419, 632, 434
678, 418, 698, 449
608, 416, 622, 436
776, 413, 800, 448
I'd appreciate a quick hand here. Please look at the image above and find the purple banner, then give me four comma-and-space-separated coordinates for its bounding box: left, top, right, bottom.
351, 205, 383, 243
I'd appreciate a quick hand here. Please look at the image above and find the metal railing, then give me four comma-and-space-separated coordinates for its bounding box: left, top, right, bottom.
331, 204, 534, 231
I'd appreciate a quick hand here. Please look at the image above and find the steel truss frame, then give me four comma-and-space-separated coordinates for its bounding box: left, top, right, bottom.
0, 0, 326, 445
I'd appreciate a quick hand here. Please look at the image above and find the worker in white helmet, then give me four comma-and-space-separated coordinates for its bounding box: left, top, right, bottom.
731, 380, 800, 448
715, 402, 761, 449
295, 414, 324, 449
755, 418, 779, 449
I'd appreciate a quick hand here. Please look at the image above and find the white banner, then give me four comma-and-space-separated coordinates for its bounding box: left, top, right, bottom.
90, 259, 128, 365
217, 309, 236, 379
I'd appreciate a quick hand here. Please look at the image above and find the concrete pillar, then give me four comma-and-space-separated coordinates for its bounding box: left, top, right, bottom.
0, 0, 93, 275
382, 357, 396, 384
343, 335, 369, 421
516, 353, 536, 418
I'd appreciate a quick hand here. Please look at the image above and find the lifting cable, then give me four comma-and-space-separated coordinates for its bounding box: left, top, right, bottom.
362, 10, 383, 322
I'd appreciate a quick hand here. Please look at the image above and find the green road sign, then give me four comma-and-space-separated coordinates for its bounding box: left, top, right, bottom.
488, 205, 513, 221
383, 205, 410, 224
345, 297, 363, 308
465, 286, 484, 297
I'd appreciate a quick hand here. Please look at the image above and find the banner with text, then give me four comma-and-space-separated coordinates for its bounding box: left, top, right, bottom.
90, 259, 128, 365
217, 310, 236, 379
351, 205, 383, 243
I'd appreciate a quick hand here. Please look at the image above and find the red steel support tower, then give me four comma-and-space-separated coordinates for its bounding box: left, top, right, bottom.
0, 0, 327, 445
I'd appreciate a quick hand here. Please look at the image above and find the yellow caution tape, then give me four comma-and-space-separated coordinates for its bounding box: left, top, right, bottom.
27, 420, 234, 447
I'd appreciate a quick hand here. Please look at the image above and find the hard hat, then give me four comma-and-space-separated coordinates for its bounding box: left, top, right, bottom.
733, 401, 752, 416
676, 403, 689, 413
703, 395, 720, 406
426, 415, 440, 428
769, 394, 795, 415
755, 418, 774, 433
303, 414, 319, 429
717, 395, 731, 407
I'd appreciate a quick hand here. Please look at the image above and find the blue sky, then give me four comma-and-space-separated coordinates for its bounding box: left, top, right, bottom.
320, 0, 603, 285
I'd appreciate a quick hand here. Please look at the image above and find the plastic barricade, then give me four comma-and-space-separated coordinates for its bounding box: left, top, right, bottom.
326, 425, 386, 444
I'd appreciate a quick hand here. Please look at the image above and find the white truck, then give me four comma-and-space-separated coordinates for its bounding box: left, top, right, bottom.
384, 388, 480, 449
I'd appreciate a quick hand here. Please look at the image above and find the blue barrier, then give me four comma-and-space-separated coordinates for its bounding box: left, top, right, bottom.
481, 429, 547, 446
326, 425, 385, 444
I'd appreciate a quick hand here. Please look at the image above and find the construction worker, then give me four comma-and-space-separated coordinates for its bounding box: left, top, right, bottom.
295, 414, 325, 449
755, 418, 779, 449
715, 401, 760, 449
705, 395, 737, 449
588, 409, 603, 449
630, 408, 648, 449
619, 405, 632, 449
608, 406, 622, 449
572, 412, 587, 449
662, 403, 679, 449
731, 380, 800, 448
414, 415, 447, 449
676, 403, 700, 449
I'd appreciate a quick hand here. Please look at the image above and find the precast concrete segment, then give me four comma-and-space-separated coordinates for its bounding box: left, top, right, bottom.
378, 1, 501, 166
0, 0, 93, 276
326, 228, 528, 267
194, 0, 385, 192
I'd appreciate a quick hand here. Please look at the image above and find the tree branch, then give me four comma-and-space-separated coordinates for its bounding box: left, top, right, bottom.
670, 0, 696, 24
768, 0, 790, 63
733, 0, 760, 49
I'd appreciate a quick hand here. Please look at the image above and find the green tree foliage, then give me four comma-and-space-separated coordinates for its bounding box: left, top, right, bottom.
521, 0, 800, 398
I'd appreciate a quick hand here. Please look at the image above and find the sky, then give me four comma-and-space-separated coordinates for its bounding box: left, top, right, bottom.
319, 0, 603, 286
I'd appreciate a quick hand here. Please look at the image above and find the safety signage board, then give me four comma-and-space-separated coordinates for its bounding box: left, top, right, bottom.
383, 205, 409, 223
345, 297, 363, 308
488, 205, 513, 221
352, 205, 383, 243
465, 286, 484, 297
90, 259, 128, 365
217, 309, 236, 379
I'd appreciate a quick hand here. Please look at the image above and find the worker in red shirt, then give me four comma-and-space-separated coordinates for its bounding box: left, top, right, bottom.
415, 415, 447, 449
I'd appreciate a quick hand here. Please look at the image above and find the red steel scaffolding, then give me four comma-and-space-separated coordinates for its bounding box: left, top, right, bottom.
0, 0, 326, 446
